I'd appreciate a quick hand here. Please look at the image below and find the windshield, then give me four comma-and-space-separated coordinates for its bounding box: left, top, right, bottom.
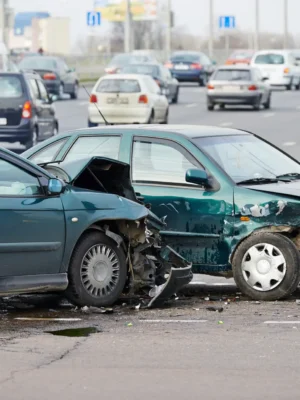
213, 69, 251, 81
194, 135, 300, 183
109, 54, 150, 66
121, 64, 159, 76
171, 53, 199, 63
96, 79, 141, 93
19, 57, 58, 70
254, 53, 285, 64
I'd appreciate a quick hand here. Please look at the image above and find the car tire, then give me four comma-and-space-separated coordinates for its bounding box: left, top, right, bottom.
172, 88, 179, 104
52, 121, 59, 136
88, 119, 98, 127
219, 104, 225, 109
253, 96, 261, 111
207, 102, 214, 111
232, 232, 300, 301
70, 82, 78, 99
65, 231, 128, 307
160, 108, 169, 124
147, 110, 155, 124
24, 127, 38, 149
286, 83, 292, 90
263, 94, 271, 110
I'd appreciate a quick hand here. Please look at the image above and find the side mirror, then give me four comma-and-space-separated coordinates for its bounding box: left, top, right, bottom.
186, 169, 210, 187
48, 178, 64, 195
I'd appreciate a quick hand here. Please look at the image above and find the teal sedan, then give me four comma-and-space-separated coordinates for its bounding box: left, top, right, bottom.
0, 147, 192, 307
22, 124, 300, 301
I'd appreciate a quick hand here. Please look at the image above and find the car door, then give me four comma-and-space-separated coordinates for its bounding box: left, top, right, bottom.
0, 152, 65, 277
36, 79, 55, 138
27, 77, 47, 137
131, 136, 232, 272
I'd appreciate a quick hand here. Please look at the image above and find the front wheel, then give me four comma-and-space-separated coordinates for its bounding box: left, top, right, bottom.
65, 231, 127, 307
232, 232, 300, 301
172, 88, 179, 103
70, 82, 78, 99
263, 94, 271, 109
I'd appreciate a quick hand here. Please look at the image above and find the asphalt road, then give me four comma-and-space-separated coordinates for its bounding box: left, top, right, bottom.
2, 84, 300, 398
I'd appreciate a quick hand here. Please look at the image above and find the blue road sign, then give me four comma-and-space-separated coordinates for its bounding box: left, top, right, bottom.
219, 16, 236, 29
87, 11, 101, 27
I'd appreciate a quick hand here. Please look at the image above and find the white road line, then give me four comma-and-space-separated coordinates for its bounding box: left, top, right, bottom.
219, 122, 233, 127
283, 142, 296, 146
185, 103, 197, 108
264, 321, 300, 324
140, 319, 207, 323
263, 113, 275, 118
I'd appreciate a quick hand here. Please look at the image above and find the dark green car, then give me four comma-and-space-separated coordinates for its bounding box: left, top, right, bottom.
22, 124, 300, 301
0, 147, 192, 307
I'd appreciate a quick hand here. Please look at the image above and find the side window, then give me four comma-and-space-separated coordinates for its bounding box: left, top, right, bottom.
37, 80, 49, 101
29, 138, 68, 163
64, 136, 121, 161
28, 78, 40, 99
132, 139, 201, 185
0, 159, 43, 196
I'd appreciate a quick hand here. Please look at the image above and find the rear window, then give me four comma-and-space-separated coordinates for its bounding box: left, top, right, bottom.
0, 76, 23, 98
109, 54, 151, 66
213, 69, 251, 81
171, 53, 199, 63
96, 79, 141, 93
19, 57, 58, 70
121, 64, 159, 76
254, 54, 285, 64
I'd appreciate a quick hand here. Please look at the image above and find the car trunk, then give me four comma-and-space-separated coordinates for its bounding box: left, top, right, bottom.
30, 69, 59, 80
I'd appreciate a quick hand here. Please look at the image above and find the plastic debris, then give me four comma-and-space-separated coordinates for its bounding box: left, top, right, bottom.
251, 301, 261, 304
127, 322, 133, 327
135, 304, 141, 310
193, 308, 200, 311
81, 306, 89, 312
218, 320, 224, 324
204, 297, 210, 301
207, 307, 224, 313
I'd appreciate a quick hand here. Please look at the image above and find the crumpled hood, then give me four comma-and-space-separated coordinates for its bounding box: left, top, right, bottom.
245, 181, 300, 199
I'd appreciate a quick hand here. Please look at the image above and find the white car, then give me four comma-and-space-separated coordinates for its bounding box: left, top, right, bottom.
88, 74, 169, 126
250, 50, 300, 90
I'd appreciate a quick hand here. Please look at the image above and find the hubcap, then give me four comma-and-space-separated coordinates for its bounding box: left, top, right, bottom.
80, 244, 120, 298
241, 243, 286, 291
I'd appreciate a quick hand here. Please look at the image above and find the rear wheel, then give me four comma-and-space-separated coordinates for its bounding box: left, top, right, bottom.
70, 82, 78, 99
286, 83, 292, 90
24, 127, 38, 149
253, 96, 261, 111
207, 101, 214, 111
59, 83, 64, 98
52, 122, 58, 136
263, 94, 271, 109
88, 119, 98, 128
147, 110, 155, 124
65, 231, 127, 307
172, 88, 179, 103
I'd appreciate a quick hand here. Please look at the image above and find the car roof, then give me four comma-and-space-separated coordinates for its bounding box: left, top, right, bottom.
216, 65, 252, 70
71, 125, 250, 139
253, 49, 289, 55
100, 74, 149, 80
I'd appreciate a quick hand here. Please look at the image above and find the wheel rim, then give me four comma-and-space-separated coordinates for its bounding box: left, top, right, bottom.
80, 244, 120, 298
241, 243, 286, 292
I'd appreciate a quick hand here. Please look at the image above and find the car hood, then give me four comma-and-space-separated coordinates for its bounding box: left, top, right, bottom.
245, 181, 300, 199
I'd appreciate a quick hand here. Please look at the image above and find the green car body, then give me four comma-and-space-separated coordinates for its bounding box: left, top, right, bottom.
22, 125, 300, 300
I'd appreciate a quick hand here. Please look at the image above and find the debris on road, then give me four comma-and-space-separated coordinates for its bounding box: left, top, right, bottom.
14, 317, 82, 322
207, 307, 224, 313
218, 321, 224, 325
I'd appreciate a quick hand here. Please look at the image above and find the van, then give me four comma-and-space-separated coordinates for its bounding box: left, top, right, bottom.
250, 50, 300, 90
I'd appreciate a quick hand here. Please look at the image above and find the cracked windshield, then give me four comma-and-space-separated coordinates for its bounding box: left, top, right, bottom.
0, 0, 300, 398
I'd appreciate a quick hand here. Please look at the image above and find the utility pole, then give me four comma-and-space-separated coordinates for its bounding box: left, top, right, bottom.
283, 0, 288, 48
166, 0, 171, 59
208, 0, 213, 59
124, 0, 131, 52
254, 0, 259, 50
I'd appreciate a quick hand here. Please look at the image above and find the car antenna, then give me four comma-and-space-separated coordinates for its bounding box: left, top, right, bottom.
82, 84, 111, 125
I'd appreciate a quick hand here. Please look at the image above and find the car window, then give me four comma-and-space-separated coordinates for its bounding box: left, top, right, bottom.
121, 64, 159, 77
28, 78, 40, 99
96, 79, 141, 93
171, 53, 199, 63
213, 69, 251, 81
36, 80, 48, 101
0, 158, 42, 196
64, 136, 121, 162
0, 76, 23, 98
132, 139, 201, 185
29, 138, 68, 163
19, 56, 58, 70
254, 53, 285, 64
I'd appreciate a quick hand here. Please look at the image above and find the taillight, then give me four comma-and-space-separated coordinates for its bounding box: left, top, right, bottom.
165, 62, 173, 68
43, 73, 56, 80
207, 84, 214, 89
22, 101, 32, 119
139, 94, 148, 104
90, 94, 97, 103
284, 67, 290, 74
248, 85, 257, 91
190, 63, 202, 70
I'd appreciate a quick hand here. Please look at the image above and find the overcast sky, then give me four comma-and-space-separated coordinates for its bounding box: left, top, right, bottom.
9, 0, 300, 45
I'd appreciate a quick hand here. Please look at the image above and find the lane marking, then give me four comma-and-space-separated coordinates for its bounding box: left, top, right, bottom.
264, 321, 300, 324
283, 142, 296, 146
263, 113, 275, 118
219, 122, 233, 127
140, 319, 207, 323
185, 103, 197, 108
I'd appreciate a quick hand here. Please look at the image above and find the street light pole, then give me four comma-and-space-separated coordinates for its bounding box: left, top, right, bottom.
254, 0, 259, 50
283, 0, 288, 48
166, 0, 171, 59
124, 0, 131, 52
208, 0, 214, 59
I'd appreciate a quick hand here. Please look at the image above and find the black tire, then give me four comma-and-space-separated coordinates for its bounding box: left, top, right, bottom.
263, 94, 271, 110
219, 104, 225, 110
70, 82, 78, 99
88, 119, 98, 127
296, 84, 300, 90
207, 103, 214, 111
253, 96, 261, 111
286, 84, 292, 91
172, 88, 179, 104
24, 127, 38, 149
65, 231, 127, 307
147, 110, 155, 124
232, 232, 300, 301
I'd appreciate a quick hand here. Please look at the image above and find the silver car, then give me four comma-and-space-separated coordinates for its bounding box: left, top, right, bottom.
206, 65, 271, 111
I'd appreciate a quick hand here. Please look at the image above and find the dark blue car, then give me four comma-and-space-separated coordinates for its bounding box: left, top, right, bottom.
166, 51, 216, 86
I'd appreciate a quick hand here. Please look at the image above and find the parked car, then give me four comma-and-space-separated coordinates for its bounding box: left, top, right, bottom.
206, 65, 271, 111
105, 53, 157, 74
87, 74, 169, 126
165, 51, 216, 86
225, 50, 255, 65
22, 124, 300, 301
18, 56, 79, 98
120, 63, 179, 103
0, 147, 192, 306
0, 71, 58, 149
250, 50, 300, 90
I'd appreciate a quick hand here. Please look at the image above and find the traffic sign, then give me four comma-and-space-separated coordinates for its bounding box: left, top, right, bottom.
219, 16, 235, 29
87, 11, 101, 26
